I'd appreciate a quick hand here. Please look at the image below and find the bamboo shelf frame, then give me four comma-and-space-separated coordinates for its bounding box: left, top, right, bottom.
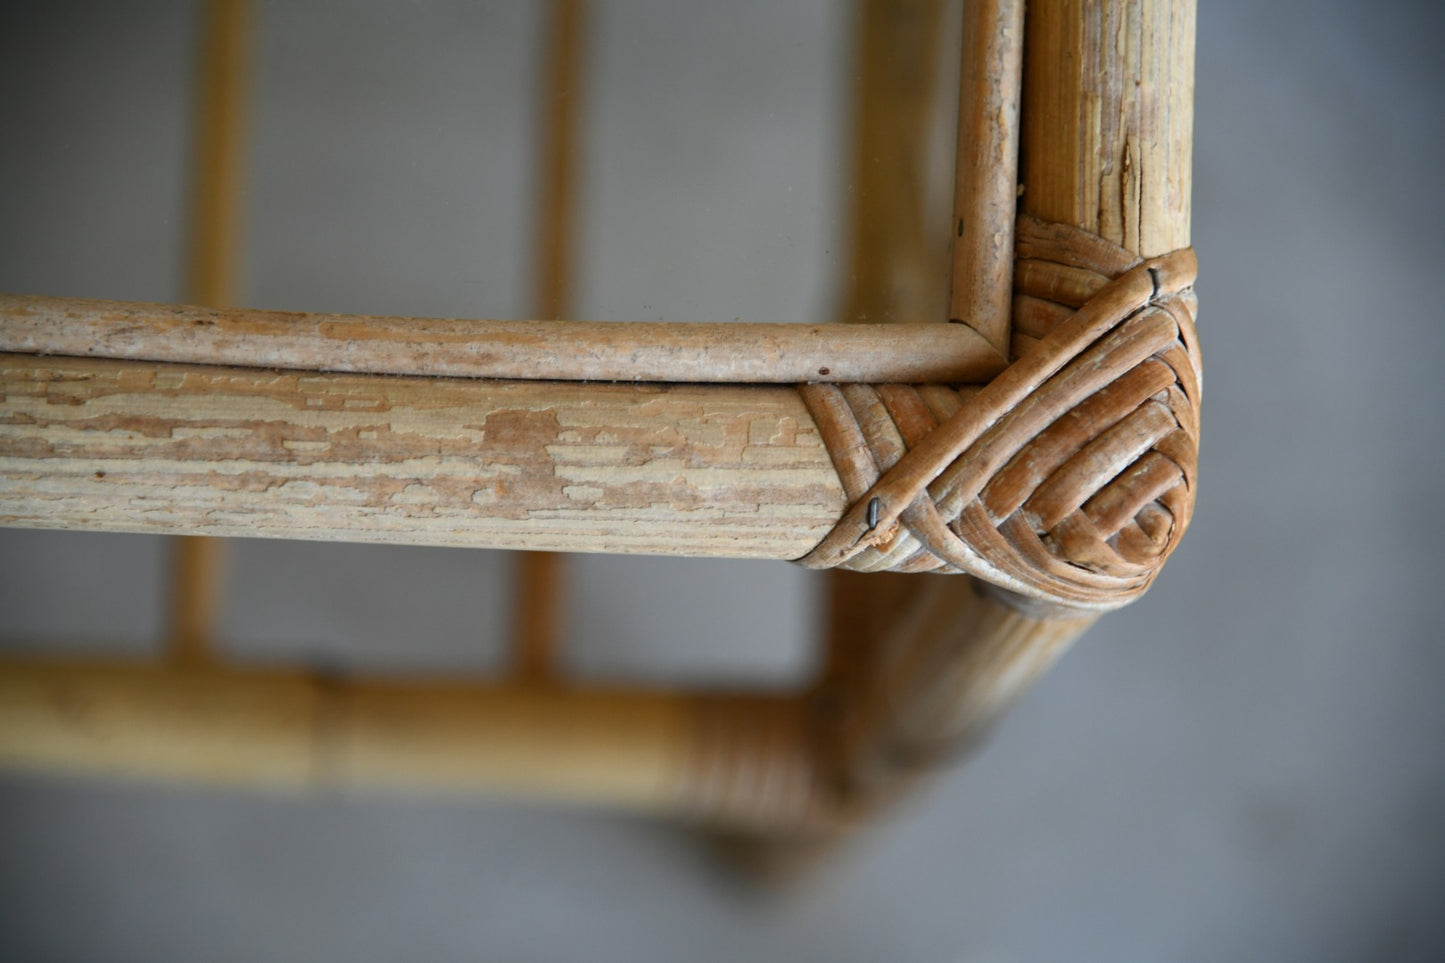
0, 0, 1198, 844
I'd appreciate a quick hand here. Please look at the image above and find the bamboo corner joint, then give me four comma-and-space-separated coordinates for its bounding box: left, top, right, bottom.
800, 216, 1200, 612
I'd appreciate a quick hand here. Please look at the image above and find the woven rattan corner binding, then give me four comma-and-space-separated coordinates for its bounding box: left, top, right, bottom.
0, 0, 1199, 857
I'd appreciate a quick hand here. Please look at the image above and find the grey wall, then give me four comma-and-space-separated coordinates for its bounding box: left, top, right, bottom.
1, 1, 1442, 960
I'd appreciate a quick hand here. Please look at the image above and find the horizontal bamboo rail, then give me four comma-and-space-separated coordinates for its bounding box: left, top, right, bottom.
0, 657, 821, 824
0, 352, 846, 558
0, 294, 1006, 386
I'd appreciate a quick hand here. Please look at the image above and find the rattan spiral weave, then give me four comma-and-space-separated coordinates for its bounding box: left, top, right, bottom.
798, 216, 1201, 610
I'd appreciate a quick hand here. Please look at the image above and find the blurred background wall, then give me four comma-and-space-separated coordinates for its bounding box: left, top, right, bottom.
1, 1, 1442, 959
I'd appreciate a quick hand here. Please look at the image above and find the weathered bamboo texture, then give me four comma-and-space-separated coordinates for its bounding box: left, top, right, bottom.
0, 295, 1004, 386
512, 0, 586, 684
1019, 0, 1194, 259
0, 353, 845, 558
0, 658, 824, 828
168, 0, 253, 667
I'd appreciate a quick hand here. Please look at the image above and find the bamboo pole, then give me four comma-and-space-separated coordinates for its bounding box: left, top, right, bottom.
0, 352, 847, 559
948, 0, 1025, 354
513, 0, 587, 684
185, 0, 250, 310
0, 656, 819, 820
168, 0, 253, 666
0, 294, 1005, 386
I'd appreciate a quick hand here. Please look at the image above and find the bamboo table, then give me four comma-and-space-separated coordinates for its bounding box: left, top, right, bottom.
0, 0, 1198, 865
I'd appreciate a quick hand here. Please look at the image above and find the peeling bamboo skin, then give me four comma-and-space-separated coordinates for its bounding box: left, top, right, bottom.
0, 354, 846, 558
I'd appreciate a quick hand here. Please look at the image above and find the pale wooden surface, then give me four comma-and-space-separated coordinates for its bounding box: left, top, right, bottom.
0, 353, 846, 559
0, 294, 1006, 386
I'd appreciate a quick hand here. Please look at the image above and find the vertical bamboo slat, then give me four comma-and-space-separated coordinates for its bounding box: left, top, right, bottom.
512, 0, 587, 684
948, 0, 1025, 353
168, 0, 252, 666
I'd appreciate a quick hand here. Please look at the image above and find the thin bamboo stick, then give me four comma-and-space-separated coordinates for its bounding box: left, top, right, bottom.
168, 0, 253, 665
185, 0, 250, 310
948, 0, 1025, 353
0, 294, 1005, 386
513, 550, 564, 682
0, 353, 847, 559
531, 0, 584, 327
512, 0, 587, 684
168, 537, 226, 668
